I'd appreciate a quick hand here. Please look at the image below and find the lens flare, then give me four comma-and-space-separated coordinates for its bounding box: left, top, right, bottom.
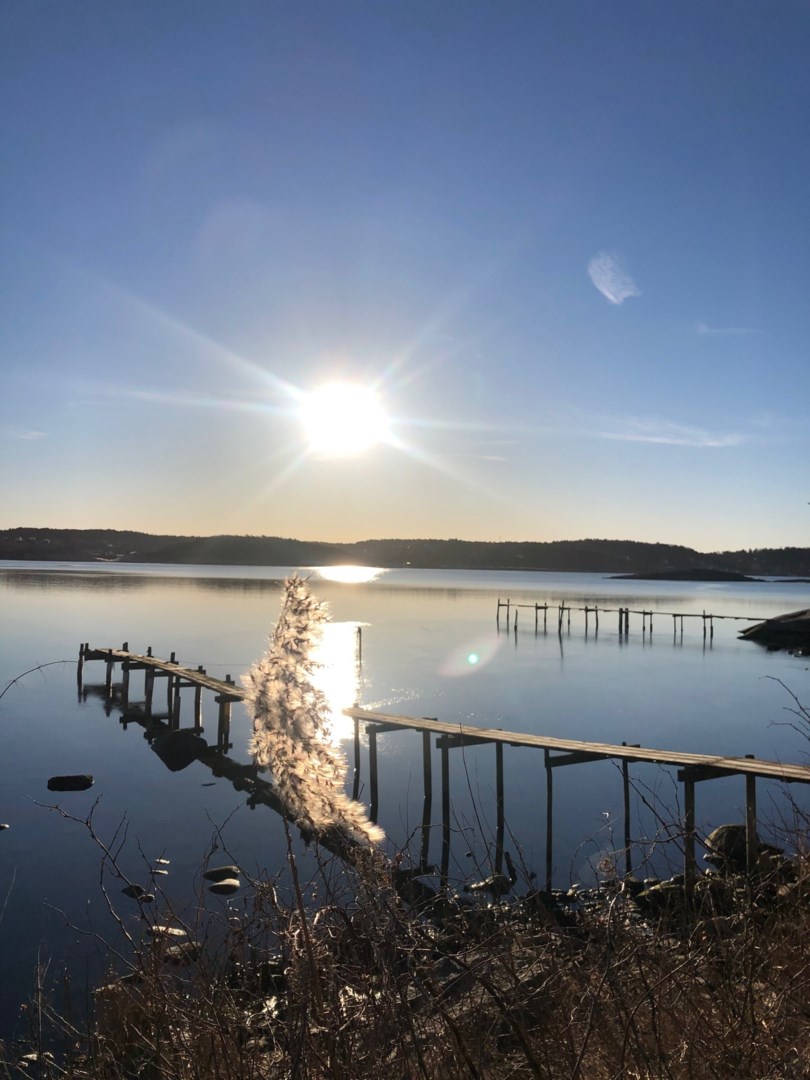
438, 635, 501, 677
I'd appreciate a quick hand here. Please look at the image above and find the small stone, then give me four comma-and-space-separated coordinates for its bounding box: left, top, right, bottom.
47, 774, 93, 792
0, 824, 9, 831
209, 877, 241, 895
204, 864, 240, 882
152, 869, 169, 876
122, 883, 147, 899
147, 925, 187, 939
164, 941, 200, 965
155, 857, 171, 865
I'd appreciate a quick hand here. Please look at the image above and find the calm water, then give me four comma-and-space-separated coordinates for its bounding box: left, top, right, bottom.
1, 561, 808, 1037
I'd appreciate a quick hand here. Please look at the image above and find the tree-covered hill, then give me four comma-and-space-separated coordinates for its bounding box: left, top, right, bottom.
1, 527, 808, 576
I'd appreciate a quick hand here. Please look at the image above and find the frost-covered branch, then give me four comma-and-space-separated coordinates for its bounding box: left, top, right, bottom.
242, 576, 384, 846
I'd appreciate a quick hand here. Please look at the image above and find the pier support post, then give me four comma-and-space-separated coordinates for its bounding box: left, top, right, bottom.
352, 717, 361, 800
621, 742, 639, 878
77, 644, 85, 690
194, 668, 203, 731
421, 730, 433, 870
495, 741, 504, 875
545, 749, 553, 892
745, 756, 757, 876
368, 726, 379, 823
440, 739, 450, 888
105, 651, 114, 699
683, 775, 696, 898
216, 696, 232, 750
144, 668, 155, 716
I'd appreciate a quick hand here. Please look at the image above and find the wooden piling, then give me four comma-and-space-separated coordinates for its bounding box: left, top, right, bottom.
351, 717, 361, 800
495, 741, 504, 875
440, 740, 450, 888
104, 651, 114, 697
545, 748, 553, 892
421, 730, 433, 870
216, 695, 232, 750
77, 644, 85, 687
368, 726, 379, 823
745, 755, 757, 876
144, 668, 155, 716
683, 774, 696, 898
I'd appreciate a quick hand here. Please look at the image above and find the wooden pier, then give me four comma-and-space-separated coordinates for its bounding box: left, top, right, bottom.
79, 644, 810, 892
497, 598, 767, 641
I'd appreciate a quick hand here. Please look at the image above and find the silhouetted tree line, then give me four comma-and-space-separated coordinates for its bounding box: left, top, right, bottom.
2, 527, 808, 576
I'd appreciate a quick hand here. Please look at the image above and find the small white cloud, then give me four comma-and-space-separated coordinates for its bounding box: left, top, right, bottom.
598, 418, 744, 448
587, 251, 641, 305
696, 322, 758, 336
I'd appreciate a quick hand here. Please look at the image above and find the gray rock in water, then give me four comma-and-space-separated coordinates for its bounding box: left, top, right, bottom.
0, 823, 9, 831
703, 824, 783, 873
208, 877, 241, 895
739, 608, 810, 651
204, 864, 240, 882
122, 883, 147, 899
47, 774, 94, 792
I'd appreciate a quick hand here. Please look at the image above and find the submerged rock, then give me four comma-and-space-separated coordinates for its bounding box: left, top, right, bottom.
151, 729, 207, 772
47, 774, 93, 791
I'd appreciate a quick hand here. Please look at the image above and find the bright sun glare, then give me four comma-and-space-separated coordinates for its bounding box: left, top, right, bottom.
301, 381, 390, 457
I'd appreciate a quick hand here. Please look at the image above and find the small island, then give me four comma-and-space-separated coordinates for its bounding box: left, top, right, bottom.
610, 568, 763, 582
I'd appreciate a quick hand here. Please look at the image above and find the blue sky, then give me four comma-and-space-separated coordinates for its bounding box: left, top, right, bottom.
2, 1, 809, 549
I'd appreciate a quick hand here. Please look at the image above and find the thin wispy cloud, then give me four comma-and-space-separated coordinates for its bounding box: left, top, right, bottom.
597, 418, 745, 448
5, 427, 45, 440
696, 322, 758, 336
587, 251, 641, 305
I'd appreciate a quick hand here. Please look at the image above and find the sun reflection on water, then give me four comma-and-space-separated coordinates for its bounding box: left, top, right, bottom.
311, 620, 365, 744
310, 565, 387, 584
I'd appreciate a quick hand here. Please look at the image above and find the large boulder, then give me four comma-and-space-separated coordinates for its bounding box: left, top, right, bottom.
739, 608, 810, 652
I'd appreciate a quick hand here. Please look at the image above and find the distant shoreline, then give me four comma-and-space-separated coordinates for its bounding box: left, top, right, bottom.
1, 527, 808, 578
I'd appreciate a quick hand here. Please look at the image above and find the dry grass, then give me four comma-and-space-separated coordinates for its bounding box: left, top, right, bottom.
3, 831, 809, 1080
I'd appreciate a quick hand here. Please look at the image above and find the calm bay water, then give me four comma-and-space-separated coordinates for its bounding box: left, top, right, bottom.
1, 561, 808, 1037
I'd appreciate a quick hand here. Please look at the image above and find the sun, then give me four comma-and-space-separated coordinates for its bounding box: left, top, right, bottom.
301, 381, 390, 457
